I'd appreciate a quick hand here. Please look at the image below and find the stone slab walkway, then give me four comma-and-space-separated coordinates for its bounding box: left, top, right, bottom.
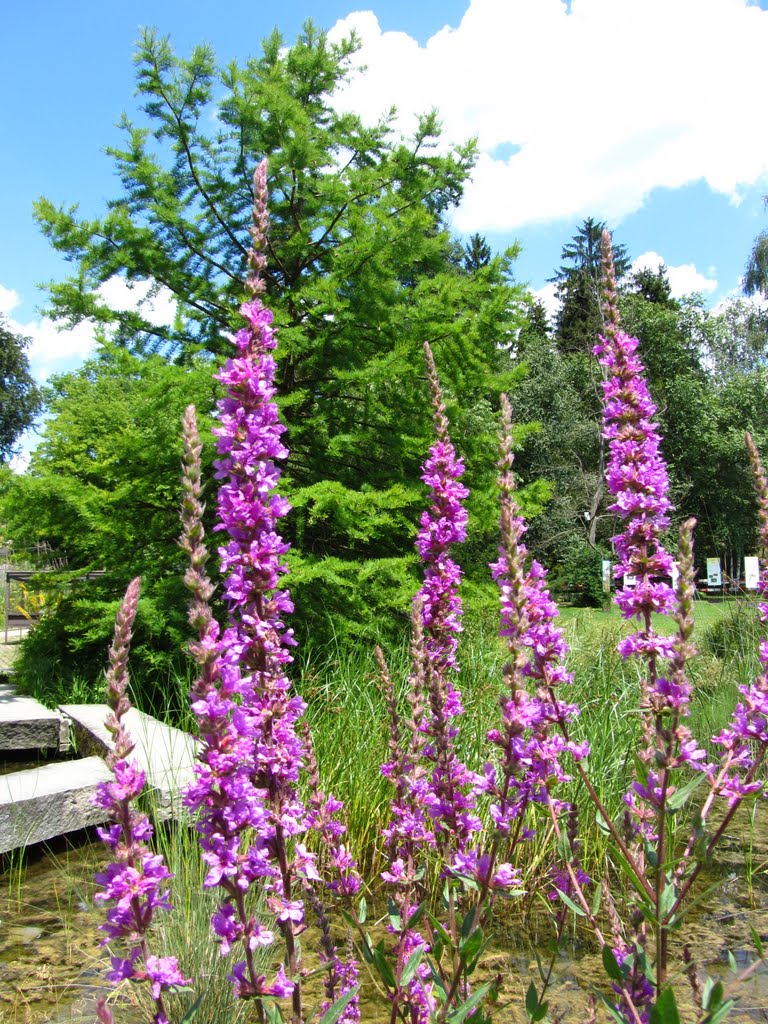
0, 755, 112, 854
0, 686, 69, 752
60, 704, 198, 820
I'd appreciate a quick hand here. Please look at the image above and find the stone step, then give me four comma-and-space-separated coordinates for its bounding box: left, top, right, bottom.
0, 756, 112, 854
60, 705, 198, 820
0, 689, 69, 752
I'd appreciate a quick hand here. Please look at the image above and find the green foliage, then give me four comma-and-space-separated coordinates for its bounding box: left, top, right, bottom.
27, 23, 532, 669
550, 217, 630, 355
548, 537, 608, 607
744, 197, 768, 301
0, 348, 217, 700
0, 317, 42, 463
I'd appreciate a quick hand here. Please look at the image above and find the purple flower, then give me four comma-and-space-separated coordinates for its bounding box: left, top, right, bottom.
94, 580, 191, 1016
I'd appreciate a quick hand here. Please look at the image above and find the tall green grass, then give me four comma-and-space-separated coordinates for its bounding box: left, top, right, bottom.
296, 598, 764, 886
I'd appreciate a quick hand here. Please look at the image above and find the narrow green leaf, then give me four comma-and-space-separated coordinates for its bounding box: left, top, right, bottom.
557, 827, 572, 861
358, 896, 367, 925
400, 947, 424, 988
555, 887, 586, 917
526, 981, 539, 1018
595, 808, 612, 835
461, 907, 478, 939
707, 1000, 735, 1024
264, 1001, 284, 1024
406, 901, 425, 930
751, 925, 764, 959
427, 912, 451, 945
179, 994, 203, 1023
591, 881, 603, 918
459, 926, 484, 963
650, 986, 680, 1024
602, 945, 624, 983
446, 981, 492, 1023
705, 980, 724, 1011
372, 946, 396, 990
317, 986, 360, 1024
597, 992, 632, 1024
666, 772, 706, 812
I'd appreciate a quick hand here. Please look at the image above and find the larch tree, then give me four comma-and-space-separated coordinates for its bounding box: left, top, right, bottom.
15, 22, 532, 670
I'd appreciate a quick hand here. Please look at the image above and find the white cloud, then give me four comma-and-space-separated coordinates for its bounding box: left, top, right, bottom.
0, 285, 20, 316
1, 277, 177, 381
533, 281, 560, 324
631, 251, 718, 298
328, 0, 768, 232
96, 278, 177, 329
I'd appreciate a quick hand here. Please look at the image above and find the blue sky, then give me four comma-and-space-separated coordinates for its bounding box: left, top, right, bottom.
3, 0, 768, 448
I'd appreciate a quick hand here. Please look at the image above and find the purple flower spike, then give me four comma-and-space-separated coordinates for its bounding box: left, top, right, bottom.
183, 160, 312, 1008
485, 396, 581, 846
412, 344, 482, 856
94, 579, 191, 1019
713, 435, 768, 789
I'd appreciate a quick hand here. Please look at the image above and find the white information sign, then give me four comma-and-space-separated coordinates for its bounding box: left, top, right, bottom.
706, 557, 722, 588
670, 562, 680, 591
624, 573, 637, 589
745, 556, 760, 590
602, 560, 612, 594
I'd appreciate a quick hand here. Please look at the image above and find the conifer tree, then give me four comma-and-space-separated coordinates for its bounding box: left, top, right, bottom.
28, 23, 529, 646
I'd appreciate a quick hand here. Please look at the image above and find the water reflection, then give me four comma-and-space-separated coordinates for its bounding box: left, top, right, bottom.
2, 809, 768, 1022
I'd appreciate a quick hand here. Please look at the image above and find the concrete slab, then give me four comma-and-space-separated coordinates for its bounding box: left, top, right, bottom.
60, 705, 198, 820
0, 756, 112, 854
0, 690, 68, 752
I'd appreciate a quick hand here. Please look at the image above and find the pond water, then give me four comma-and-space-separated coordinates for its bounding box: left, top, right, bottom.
2, 810, 768, 1022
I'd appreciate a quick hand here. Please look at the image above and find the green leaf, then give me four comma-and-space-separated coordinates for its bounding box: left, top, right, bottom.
358, 896, 367, 925
461, 907, 478, 939
428, 912, 451, 946
706, 1000, 735, 1024
705, 980, 724, 1011
358, 932, 374, 964
179, 994, 203, 1023
526, 981, 539, 1018
555, 888, 586, 917
387, 897, 402, 932
372, 945, 396, 990
650, 986, 680, 1024
557, 827, 572, 861
400, 947, 424, 988
597, 992, 632, 1024
595, 808, 612, 835
406, 901, 425, 930
264, 1001, 284, 1024
659, 881, 677, 922
317, 986, 360, 1024
591, 881, 603, 918
446, 981, 493, 1023
751, 925, 764, 959
602, 945, 624, 983
666, 772, 706, 812
459, 926, 485, 964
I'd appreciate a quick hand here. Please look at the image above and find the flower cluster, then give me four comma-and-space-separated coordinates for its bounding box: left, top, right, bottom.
410, 343, 483, 859
595, 231, 707, 841
93, 577, 190, 1024
711, 432, 768, 797
483, 395, 582, 859
181, 160, 358, 1014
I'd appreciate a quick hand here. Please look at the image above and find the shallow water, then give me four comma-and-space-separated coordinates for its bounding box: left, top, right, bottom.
2, 809, 768, 1023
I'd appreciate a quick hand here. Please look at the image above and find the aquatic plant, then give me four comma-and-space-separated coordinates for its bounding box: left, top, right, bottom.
90, 174, 768, 1024
93, 577, 191, 1024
